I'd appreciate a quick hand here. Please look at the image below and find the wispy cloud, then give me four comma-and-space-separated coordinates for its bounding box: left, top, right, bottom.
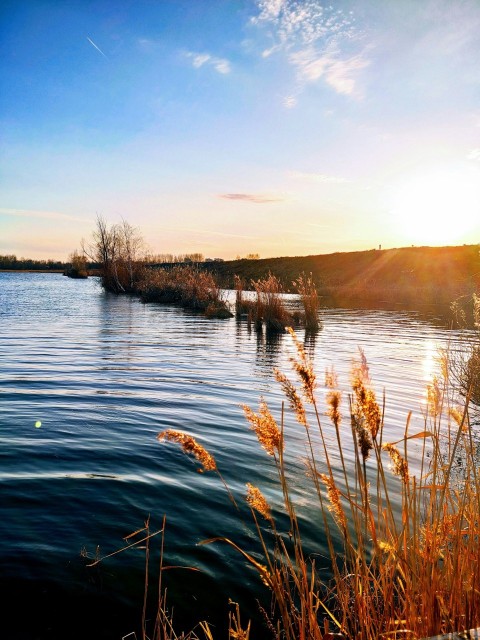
186, 51, 231, 74
219, 193, 286, 204
290, 48, 369, 96
252, 0, 359, 50
467, 148, 480, 161
0, 208, 88, 223
251, 0, 369, 99
137, 37, 160, 53
289, 170, 348, 184
283, 95, 297, 108
86, 36, 107, 58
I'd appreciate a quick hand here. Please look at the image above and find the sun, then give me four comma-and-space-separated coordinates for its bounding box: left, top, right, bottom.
388, 164, 480, 245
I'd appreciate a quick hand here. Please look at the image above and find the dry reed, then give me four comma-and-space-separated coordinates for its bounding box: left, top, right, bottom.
138, 266, 233, 318
294, 272, 321, 332
234, 327, 480, 639
90, 295, 480, 639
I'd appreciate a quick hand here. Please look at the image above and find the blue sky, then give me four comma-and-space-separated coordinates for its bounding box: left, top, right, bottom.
1, 0, 480, 260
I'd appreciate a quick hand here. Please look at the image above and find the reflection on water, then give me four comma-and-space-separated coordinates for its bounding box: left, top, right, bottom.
0, 272, 470, 639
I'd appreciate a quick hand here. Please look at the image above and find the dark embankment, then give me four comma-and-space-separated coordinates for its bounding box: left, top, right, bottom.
202, 244, 480, 308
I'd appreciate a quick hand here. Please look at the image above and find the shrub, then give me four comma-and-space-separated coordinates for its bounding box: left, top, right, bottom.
138, 266, 233, 318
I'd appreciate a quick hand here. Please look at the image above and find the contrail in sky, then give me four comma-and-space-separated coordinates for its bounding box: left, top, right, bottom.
86, 36, 107, 58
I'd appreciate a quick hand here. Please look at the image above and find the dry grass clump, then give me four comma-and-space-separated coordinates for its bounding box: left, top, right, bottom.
234, 275, 249, 319
234, 328, 480, 639
234, 273, 300, 333
294, 272, 321, 332
235, 272, 321, 333
446, 294, 480, 412
138, 266, 233, 318
163, 325, 480, 638
251, 273, 296, 333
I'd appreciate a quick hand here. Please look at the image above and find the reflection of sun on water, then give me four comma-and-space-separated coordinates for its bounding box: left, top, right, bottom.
388, 164, 480, 245
421, 340, 438, 407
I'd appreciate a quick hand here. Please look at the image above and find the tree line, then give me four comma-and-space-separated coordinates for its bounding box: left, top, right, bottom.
0, 255, 70, 270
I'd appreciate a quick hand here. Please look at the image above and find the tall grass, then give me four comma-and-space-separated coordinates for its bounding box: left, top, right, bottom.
236, 323, 480, 638
91, 296, 480, 638
294, 272, 321, 332
156, 315, 480, 638
234, 273, 303, 333
138, 266, 233, 318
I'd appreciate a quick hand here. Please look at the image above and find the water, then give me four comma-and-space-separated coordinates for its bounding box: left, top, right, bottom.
0, 272, 464, 639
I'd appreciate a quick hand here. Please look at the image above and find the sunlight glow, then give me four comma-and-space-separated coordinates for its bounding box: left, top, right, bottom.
389, 165, 480, 244
422, 340, 437, 382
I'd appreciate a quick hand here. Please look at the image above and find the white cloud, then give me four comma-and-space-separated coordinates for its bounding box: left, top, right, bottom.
254, 0, 285, 23
252, 0, 368, 97
213, 59, 231, 74
253, 0, 359, 48
467, 148, 480, 161
186, 51, 231, 74
324, 54, 369, 96
192, 53, 211, 68
283, 95, 297, 108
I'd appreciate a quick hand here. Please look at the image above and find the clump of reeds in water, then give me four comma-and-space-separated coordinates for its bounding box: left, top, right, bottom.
235, 272, 320, 334
137, 265, 233, 318
234, 275, 251, 320
251, 273, 294, 333
235, 272, 299, 333
293, 271, 321, 332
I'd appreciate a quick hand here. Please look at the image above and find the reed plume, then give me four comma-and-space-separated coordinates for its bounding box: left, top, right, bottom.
157, 429, 217, 473
245, 483, 273, 523
286, 326, 316, 403
242, 400, 282, 457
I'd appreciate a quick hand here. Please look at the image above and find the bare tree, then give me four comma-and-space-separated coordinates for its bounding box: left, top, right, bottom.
83, 215, 145, 293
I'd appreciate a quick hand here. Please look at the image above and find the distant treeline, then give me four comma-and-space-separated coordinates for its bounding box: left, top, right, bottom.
0, 254, 102, 271
0, 255, 67, 270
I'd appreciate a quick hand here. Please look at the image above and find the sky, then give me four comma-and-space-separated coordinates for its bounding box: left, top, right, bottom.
1, 0, 480, 261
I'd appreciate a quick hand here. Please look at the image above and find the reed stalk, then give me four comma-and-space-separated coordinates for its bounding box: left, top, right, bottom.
249, 273, 295, 333
294, 272, 321, 332
236, 326, 480, 639
91, 294, 480, 639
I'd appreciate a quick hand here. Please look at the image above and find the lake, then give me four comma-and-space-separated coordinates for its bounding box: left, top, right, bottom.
0, 272, 464, 639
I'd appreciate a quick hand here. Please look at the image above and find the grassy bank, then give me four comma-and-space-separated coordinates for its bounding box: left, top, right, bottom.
202, 244, 480, 308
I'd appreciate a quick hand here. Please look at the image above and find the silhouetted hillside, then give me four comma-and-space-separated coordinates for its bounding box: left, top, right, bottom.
203, 245, 480, 307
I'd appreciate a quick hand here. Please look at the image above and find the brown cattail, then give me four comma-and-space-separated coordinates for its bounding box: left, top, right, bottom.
157, 429, 217, 473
